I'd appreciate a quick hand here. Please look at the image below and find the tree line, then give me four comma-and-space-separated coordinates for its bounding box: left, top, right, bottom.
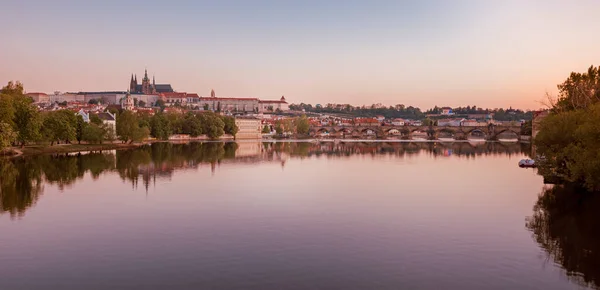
289, 103, 533, 121
535, 65, 600, 191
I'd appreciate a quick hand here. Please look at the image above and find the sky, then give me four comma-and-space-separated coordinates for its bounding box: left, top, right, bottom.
1, 0, 599, 110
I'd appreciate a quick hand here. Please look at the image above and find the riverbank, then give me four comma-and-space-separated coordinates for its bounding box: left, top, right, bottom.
2, 143, 145, 157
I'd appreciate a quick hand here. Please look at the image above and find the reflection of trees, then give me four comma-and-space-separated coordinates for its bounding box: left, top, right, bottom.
1, 141, 531, 218
0, 158, 44, 218
526, 185, 600, 289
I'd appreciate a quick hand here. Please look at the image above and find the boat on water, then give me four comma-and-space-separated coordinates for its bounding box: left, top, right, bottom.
518, 159, 536, 168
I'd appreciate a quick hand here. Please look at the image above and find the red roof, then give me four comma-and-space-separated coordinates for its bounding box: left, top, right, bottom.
161, 92, 188, 98
26, 92, 48, 96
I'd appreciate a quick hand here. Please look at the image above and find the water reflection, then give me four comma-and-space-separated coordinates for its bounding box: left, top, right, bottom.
526, 185, 600, 289
0, 141, 529, 218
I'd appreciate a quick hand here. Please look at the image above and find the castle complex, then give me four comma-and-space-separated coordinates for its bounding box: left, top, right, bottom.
129, 69, 174, 94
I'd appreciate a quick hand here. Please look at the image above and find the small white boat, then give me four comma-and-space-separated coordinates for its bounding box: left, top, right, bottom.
518, 159, 536, 168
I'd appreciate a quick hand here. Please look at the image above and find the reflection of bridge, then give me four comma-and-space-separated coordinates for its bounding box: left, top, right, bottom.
309, 124, 522, 140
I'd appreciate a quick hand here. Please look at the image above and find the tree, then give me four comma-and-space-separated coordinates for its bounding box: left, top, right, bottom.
534, 65, 600, 191
41, 110, 77, 145
150, 112, 172, 140
182, 112, 203, 137
138, 100, 146, 108
262, 125, 270, 134
90, 114, 103, 125
0, 94, 15, 129
82, 123, 106, 144
520, 120, 532, 136
275, 123, 283, 135
155, 99, 166, 110
13, 95, 42, 147
133, 98, 139, 107
199, 112, 224, 139
88, 99, 99, 105
203, 103, 210, 111
221, 116, 238, 136
0, 122, 16, 151
75, 115, 87, 144
116, 110, 139, 143
295, 115, 310, 135
216, 102, 221, 112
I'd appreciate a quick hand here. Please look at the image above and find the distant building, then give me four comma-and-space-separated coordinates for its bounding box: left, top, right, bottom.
438, 118, 464, 127
26, 92, 50, 103
259, 96, 289, 112
77, 109, 90, 123
121, 93, 134, 111
441, 107, 454, 115
129, 69, 174, 94
97, 112, 116, 132
235, 116, 262, 139
391, 118, 405, 126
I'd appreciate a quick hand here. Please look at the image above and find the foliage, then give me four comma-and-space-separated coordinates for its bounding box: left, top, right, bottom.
88, 99, 99, 105
220, 116, 238, 136
138, 100, 146, 108
149, 112, 171, 140
553, 65, 600, 112
116, 110, 148, 143
182, 112, 203, 137
262, 125, 271, 134
535, 65, 600, 191
155, 99, 166, 110
199, 112, 224, 139
82, 123, 106, 144
75, 115, 86, 144
41, 110, 77, 145
294, 115, 310, 135
13, 92, 42, 146
520, 120, 532, 136
0, 122, 16, 151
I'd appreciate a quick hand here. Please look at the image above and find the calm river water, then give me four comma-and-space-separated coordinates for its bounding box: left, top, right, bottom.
1, 141, 598, 290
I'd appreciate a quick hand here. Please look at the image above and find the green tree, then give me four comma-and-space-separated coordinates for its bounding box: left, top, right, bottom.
295, 115, 310, 135
116, 110, 140, 143
221, 116, 238, 136
88, 99, 99, 105
13, 95, 42, 147
262, 125, 270, 133
0, 94, 15, 129
41, 110, 77, 145
75, 115, 87, 144
138, 100, 146, 108
155, 99, 166, 110
182, 113, 203, 137
203, 103, 210, 111
82, 123, 106, 144
0, 122, 16, 151
199, 112, 224, 139
150, 112, 172, 140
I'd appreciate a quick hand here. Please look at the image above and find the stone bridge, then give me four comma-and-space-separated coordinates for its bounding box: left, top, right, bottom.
308, 124, 523, 140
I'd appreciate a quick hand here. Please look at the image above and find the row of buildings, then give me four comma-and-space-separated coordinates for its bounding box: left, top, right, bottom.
25, 69, 289, 113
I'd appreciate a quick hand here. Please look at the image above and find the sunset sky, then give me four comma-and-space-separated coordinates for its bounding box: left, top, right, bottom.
2, 0, 599, 109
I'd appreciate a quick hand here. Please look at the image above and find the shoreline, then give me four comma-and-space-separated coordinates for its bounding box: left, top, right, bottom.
2, 138, 529, 158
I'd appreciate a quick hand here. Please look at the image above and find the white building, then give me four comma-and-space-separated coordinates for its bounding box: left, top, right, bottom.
234, 116, 262, 139
391, 118, 405, 126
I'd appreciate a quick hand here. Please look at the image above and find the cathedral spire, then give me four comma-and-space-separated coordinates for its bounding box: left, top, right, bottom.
153, 75, 155, 86
144, 68, 148, 80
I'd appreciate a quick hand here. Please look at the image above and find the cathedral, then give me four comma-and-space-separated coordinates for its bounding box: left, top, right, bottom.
129, 69, 174, 94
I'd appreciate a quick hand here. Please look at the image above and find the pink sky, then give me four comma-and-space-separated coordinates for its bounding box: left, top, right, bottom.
2, 1, 599, 110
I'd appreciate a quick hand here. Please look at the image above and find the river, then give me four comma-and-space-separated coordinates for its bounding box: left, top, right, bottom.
0, 141, 598, 290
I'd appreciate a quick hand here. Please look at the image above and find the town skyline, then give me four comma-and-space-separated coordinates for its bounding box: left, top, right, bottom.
3, 1, 600, 110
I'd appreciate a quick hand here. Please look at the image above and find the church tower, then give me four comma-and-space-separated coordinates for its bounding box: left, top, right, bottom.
129, 74, 136, 92
141, 68, 151, 94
